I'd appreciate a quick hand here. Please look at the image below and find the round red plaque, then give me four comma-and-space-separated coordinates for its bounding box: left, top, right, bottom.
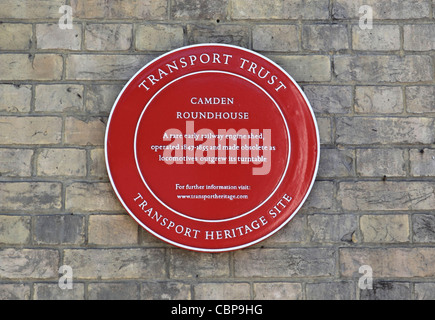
105, 44, 319, 252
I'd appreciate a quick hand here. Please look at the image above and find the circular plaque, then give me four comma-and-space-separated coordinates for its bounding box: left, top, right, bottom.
105, 44, 319, 252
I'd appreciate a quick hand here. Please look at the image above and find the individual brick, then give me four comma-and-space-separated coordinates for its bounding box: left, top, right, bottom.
406, 86, 435, 114
36, 24, 81, 50
318, 148, 354, 178
0, 84, 32, 113
355, 86, 403, 114
0, 248, 59, 279
0, 149, 33, 177
136, 24, 184, 51
261, 214, 306, 244
71, 0, 167, 19
88, 283, 139, 300
316, 117, 333, 145
267, 55, 331, 82
253, 283, 302, 300
89, 148, 108, 178
307, 214, 357, 243
336, 117, 435, 145
412, 214, 435, 243
64, 117, 106, 146
0, 54, 63, 81
0, 116, 62, 145
169, 250, 230, 278
333, 55, 433, 82
142, 281, 191, 300
33, 215, 85, 244
65, 182, 124, 212
66, 54, 153, 80
352, 25, 400, 51
0, 182, 62, 211
306, 282, 355, 300
0, 216, 31, 244
253, 25, 299, 52
63, 249, 166, 279
302, 24, 349, 51
410, 149, 435, 177
85, 24, 133, 51
415, 283, 435, 300
186, 24, 249, 48
34, 283, 85, 300
303, 85, 352, 114
340, 247, 435, 278
356, 148, 406, 177
338, 181, 435, 211
86, 84, 124, 115
234, 248, 336, 278
230, 0, 329, 20
404, 25, 435, 51
333, 0, 431, 19
0, 284, 31, 300
171, 0, 229, 20
0, 24, 32, 50
88, 214, 138, 245
0, 0, 66, 19
193, 283, 250, 300
360, 215, 410, 243
35, 85, 83, 113
302, 181, 335, 211
37, 148, 87, 177
360, 281, 411, 300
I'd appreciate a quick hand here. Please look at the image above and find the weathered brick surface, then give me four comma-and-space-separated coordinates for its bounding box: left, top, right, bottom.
234, 248, 336, 278
0, 85, 32, 113
253, 282, 302, 300
406, 86, 435, 114
0, 24, 33, 50
136, 24, 184, 51
302, 25, 349, 51
360, 215, 410, 243
37, 148, 87, 176
340, 248, 435, 278
0, 0, 434, 300
63, 249, 166, 279
142, 281, 191, 300
169, 250, 230, 278
253, 25, 299, 52
355, 86, 403, 114
0, 0, 66, 19
338, 181, 435, 211
336, 117, 435, 145
66, 182, 124, 212
85, 24, 133, 51
36, 24, 82, 50
194, 283, 251, 300
35, 85, 83, 113
0, 149, 33, 177
71, 0, 167, 19
333, 0, 432, 19
352, 25, 401, 51
306, 282, 355, 300
0, 182, 62, 212
0, 54, 63, 81
0, 249, 59, 279
334, 55, 433, 82
0, 216, 31, 245
0, 117, 62, 145
356, 148, 406, 177
404, 25, 435, 51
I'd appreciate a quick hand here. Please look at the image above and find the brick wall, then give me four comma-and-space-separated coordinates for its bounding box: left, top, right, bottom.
0, 0, 434, 300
